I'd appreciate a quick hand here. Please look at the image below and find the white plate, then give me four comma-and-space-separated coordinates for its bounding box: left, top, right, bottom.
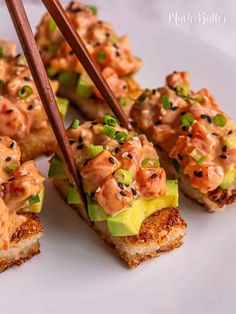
1, 2, 236, 314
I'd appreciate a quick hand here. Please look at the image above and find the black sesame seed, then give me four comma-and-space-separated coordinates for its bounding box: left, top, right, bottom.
27, 104, 33, 111
5, 156, 11, 162
200, 114, 212, 124
123, 85, 127, 90
178, 154, 183, 160
152, 89, 156, 95
171, 106, 178, 111
182, 126, 187, 131
115, 147, 120, 154
6, 109, 13, 113
131, 188, 137, 196
127, 153, 133, 159
181, 111, 187, 116
78, 136, 83, 143
116, 51, 120, 57
83, 159, 89, 166
109, 157, 115, 164
155, 120, 162, 125
187, 134, 193, 138
69, 50, 74, 55
120, 191, 126, 197
24, 76, 30, 81
193, 170, 203, 178
212, 133, 218, 136
105, 32, 110, 38
90, 192, 95, 198
222, 145, 227, 152
98, 20, 103, 24
228, 130, 233, 135
77, 144, 84, 150
9, 142, 15, 149
118, 182, 124, 190
151, 173, 157, 179
113, 43, 119, 49
69, 140, 75, 145
220, 154, 227, 159
91, 121, 97, 125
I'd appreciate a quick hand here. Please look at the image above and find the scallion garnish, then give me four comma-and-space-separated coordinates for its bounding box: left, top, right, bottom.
103, 125, 116, 138
197, 156, 205, 166
103, 115, 117, 127
181, 113, 194, 127
114, 169, 132, 185
141, 158, 160, 169
70, 119, 80, 129
48, 43, 59, 53
161, 95, 171, 110
109, 34, 118, 44
136, 90, 149, 103
86, 5, 97, 15
18, 85, 33, 99
48, 19, 57, 32
115, 131, 130, 144
176, 87, 203, 103
89, 144, 104, 157
5, 163, 18, 174
28, 194, 40, 206
98, 51, 106, 62
213, 114, 227, 127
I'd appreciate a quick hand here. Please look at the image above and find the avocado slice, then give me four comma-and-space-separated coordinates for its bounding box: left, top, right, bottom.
17, 188, 45, 214
67, 185, 81, 204
48, 155, 67, 179
220, 166, 236, 189
88, 197, 107, 221
58, 71, 78, 86
56, 97, 69, 118
107, 180, 178, 236
76, 76, 93, 98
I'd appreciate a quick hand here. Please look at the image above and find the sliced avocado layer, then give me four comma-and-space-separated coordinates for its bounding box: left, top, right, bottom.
76, 76, 93, 98
107, 180, 178, 236
48, 155, 67, 179
67, 185, 81, 204
56, 97, 69, 118
220, 166, 236, 189
88, 197, 107, 221
18, 188, 45, 214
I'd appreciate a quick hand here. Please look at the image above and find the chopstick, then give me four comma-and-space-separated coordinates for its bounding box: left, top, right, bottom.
41, 0, 133, 130
5, 0, 87, 211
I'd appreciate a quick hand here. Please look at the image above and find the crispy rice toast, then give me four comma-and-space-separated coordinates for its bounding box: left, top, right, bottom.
156, 147, 236, 212
18, 126, 57, 162
0, 214, 43, 273
53, 178, 187, 268
58, 77, 142, 120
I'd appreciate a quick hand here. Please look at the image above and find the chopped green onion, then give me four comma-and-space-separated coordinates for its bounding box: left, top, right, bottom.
142, 158, 160, 169
114, 169, 132, 185
48, 43, 59, 53
115, 131, 130, 144
190, 148, 205, 161
109, 34, 118, 44
176, 88, 203, 103
89, 144, 104, 157
213, 114, 227, 127
119, 97, 127, 107
0, 79, 5, 88
172, 159, 183, 173
5, 163, 18, 173
103, 115, 117, 126
136, 90, 149, 103
98, 51, 106, 62
86, 5, 97, 15
18, 85, 33, 99
70, 119, 80, 129
0, 45, 3, 57
17, 54, 27, 66
76, 77, 93, 98
58, 71, 78, 85
178, 83, 190, 96
28, 194, 40, 206
161, 95, 171, 110
103, 125, 116, 138
46, 67, 58, 77
181, 113, 194, 127
48, 19, 57, 32
197, 156, 205, 166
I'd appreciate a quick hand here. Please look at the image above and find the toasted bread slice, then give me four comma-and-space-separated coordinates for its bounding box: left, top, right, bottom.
53, 178, 187, 268
58, 77, 142, 120
156, 147, 236, 212
0, 214, 43, 273
17, 127, 56, 162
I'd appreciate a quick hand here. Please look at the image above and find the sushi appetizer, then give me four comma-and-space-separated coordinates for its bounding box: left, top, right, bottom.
0, 136, 45, 272
0, 39, 69, 161
131, 71, 236, 212
36, 1, 142, 119
49, 115, 187, 267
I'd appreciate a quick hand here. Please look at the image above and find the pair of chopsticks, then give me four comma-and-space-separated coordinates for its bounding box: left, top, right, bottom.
5, 0, 132, 212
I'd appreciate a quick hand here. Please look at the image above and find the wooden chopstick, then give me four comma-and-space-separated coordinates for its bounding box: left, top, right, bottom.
41, 0, 133, 130
5, 0, 87, 211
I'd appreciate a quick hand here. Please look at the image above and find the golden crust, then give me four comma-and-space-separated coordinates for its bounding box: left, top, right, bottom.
17, 126, 57, 161
0, 214, 43, 273
53, 178, 187, 268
